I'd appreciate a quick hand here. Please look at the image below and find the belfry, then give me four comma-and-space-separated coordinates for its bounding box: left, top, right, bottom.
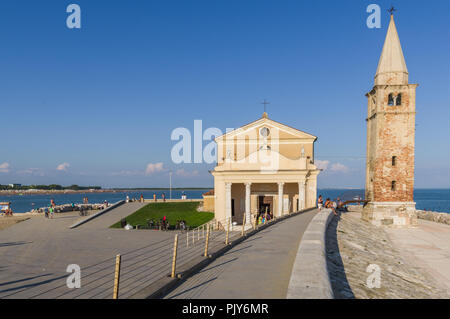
363, 13, 418, 227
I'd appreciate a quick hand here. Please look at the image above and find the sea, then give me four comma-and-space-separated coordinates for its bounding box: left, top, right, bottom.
1, 189, 449, 214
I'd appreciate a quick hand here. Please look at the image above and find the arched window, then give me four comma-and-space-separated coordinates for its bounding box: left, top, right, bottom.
396, 94, 402, 106
391, 181, 396, 191
388, 94, 395, 106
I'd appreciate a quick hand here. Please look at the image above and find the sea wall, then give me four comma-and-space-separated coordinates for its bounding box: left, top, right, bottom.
347, 205, 450, 226
416, 210, 450, 225
287, 208, 334, 299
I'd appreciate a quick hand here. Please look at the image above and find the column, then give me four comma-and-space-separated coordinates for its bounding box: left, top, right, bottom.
278, 182, 284, 217
298, 181, 306, 211
245, 182, 251, 225
225, 182, 232, 221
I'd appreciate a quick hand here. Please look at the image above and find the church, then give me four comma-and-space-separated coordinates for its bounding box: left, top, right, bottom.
208, 112, 320, 225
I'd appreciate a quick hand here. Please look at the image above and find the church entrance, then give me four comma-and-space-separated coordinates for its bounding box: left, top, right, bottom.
258, 196, 273, 221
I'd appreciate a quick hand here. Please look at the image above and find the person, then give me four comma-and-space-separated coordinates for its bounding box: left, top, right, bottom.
318, 195, 324, 210
49, 206, 54, 219
258, 214, 263, 225
324, 198, 338, 216
153, 193, 157, 202
336, 197, 344, 212
162, 193, 166, 202
126, 195, 129, 203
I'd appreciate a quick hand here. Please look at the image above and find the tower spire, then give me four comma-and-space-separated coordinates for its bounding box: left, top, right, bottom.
375, 14, 409, 85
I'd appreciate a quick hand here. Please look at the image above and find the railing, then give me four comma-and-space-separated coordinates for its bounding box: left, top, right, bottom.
7, 210, 299, 299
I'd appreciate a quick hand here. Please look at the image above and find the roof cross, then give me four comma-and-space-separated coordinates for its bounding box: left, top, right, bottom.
261, 99, 270, 114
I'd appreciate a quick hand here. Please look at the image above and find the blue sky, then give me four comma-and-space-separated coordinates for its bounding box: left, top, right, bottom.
0, 0, 449, 188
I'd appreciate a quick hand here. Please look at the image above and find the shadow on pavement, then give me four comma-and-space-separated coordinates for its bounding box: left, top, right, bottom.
325, 213, 355, 299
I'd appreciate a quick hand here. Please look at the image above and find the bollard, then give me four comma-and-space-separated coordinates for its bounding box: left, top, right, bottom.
225, 219, 230, 245
113, 254, 121, 299
204, 225, 210, 257
186, 232, 189, 248
171, 234, 179, 278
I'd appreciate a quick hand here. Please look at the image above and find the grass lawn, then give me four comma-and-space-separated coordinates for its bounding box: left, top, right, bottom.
110, 202, 214, 229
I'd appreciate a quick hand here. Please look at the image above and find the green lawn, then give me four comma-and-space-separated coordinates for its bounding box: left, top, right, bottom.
110, 202, 214, 229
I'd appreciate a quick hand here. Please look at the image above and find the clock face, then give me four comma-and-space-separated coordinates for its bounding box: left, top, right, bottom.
260, 127, 270, 137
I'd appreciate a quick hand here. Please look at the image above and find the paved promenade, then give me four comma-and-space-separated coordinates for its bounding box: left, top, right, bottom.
165, 209, 318, 299
0, 202, 175, 299
386, 219, 450, 294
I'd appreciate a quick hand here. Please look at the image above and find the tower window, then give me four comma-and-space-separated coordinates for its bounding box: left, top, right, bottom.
392, 156, 397, 166
391, 181, 396, 191
388, 94, 395, 106
396, 94, 402, 106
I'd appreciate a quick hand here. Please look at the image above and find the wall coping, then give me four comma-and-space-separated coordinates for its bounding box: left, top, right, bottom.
287, 208, 334, 299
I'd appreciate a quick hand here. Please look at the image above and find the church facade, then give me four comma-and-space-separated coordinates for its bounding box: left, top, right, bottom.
363, 14, 418, 227
211, 113, 320, 225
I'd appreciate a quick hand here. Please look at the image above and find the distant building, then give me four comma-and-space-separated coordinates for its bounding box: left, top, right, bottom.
8, 184, 22, 188
363, 13, 417, 227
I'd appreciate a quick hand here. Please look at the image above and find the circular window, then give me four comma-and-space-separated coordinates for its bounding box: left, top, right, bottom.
260, 127, 270, 137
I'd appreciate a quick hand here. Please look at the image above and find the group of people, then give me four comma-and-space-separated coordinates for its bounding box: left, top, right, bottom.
45, 199, 56, 219
257, 212, 273, 225
152, 193, 167, 202
2, 208, 13, 217
82, 197, 89, 204
317, 195, 346, 216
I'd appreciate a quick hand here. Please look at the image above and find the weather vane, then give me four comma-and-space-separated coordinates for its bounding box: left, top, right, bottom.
388, 5, 396, 15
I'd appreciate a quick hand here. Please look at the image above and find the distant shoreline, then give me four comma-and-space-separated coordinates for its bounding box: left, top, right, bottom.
0, 188, 212, 196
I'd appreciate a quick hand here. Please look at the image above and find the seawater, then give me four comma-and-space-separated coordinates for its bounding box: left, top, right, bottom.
0, 190, 209, 213
2, 189, 449, 214
317, 189, 450, 214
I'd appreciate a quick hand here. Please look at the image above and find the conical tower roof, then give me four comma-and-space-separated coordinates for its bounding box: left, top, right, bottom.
375, 14, 409, 85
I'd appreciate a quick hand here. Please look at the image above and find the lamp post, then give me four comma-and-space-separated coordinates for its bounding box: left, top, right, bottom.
169, 170, 173, 200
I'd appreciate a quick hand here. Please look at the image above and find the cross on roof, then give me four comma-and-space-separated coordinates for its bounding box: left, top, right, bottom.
261, 99, 270, 114
388, 5, 396, 15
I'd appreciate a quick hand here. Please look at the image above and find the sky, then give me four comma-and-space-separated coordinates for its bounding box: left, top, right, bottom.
0, 0, 449, 189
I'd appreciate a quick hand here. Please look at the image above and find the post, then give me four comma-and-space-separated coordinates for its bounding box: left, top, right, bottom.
204, 225, 210, 257
171, 234, 179, 278
225, 218, 230, 245
186, 232, 189, 248
113, 254, 121, 299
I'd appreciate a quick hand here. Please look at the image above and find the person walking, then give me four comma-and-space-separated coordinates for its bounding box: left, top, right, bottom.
318, 195, 324, 210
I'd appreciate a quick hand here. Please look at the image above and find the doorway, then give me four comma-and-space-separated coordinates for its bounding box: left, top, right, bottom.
258, 196, 273, 220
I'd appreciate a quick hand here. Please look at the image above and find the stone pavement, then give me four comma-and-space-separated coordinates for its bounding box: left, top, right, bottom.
327, 211, 449, 299
0, 202, 174, 299
386, 219, 450, 294
165, 209, 318, 299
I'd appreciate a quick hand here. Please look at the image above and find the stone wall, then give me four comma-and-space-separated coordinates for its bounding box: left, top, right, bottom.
326, 211, 447, 298
416, 210, 450, 225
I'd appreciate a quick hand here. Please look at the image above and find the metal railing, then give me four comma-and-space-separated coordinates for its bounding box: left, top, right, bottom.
5, 209, 299, 299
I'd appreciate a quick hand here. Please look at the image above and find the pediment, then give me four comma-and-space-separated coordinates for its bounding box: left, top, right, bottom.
216, 117, 317, 142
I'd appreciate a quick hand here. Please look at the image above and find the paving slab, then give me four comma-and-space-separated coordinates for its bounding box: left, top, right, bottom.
165, 209, 318, 299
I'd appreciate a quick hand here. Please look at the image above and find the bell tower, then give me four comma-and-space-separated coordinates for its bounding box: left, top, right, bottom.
363, 13, 418, 227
